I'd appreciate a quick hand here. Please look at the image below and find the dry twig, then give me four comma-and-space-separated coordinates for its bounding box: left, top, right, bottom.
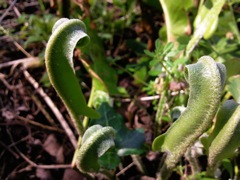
0, 57, 39, 69
16, 116, 64, 133
6, 128, 72, 169
0, 141, 19, 159
31, 94, 57, 127
0, 0, 18, 23
23, 69, 77, 148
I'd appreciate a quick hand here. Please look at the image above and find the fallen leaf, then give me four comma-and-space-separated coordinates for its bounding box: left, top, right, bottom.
43, 134, 64, 163
62, 169, 86, 180
36, 168, 53, 179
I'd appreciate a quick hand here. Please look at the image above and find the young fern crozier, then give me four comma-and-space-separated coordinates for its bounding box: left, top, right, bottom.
45, 18, 100, 135
45, 18, 116, 174
206, 100, 240, 176
152, 56, 226, 179
76, 125, 115, 173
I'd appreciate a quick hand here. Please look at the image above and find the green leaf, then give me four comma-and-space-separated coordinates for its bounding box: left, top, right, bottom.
24, 36, 43, 47
144, 49, 155, 57
222, 159, 233, 178
92, 90, 112, 109
116, 127, 145, 149
149, 63, 162, 76
165, 59, 173, 67
152, 56, 226, 171
40, 72, 51, 88
204, 100, 238, 150
133, 66, 147, 85
159, 0, 192, 42
76, 125, 116, 173
215, 10, 238, 38
163, 42, 174, 55
165, 50, 180, 59
132, 57, 149, 85
155, 39, 162, 50
90, 103, 145, 154
186, 0, 226, 55
207, 100, 240, 168
98, 149, 121, 169
90, 103, 123, 131
45, 18, 100, 135
222, 57, 240, 77
81, 124, 102, 144
82, 27, 118, 95
149, 59, 159, 67
173, 57, 188, 65
227, 75, 240, 103
126, 39, 147, 54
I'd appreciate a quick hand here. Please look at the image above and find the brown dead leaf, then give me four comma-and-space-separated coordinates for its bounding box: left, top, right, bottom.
140, 176, 156, 180
36, 168, 53, 180
168, 81, 188, 92
62, 169, 86, 180
1, 108, 15, 121
43, 134, 64, 163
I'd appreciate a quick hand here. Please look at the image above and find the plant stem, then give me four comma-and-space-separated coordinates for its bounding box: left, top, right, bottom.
185, 147, 200, 176
206, 163, 218, 178
131, 155, 147, 174
160, 61, 174, 80
229, 2, 240, 41
83, 87, 95, 130
155, 91, 166, 136
185, 0, 226, 57
157, 154, 172, 180
71, 136, 82, 167
37, 0, 46, 13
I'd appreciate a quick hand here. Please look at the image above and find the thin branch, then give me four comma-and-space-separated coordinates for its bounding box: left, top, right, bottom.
0, 141, 19, 159
31, 94, 57, 127
116, 162, 134, 177
16, 116, 65, 133
23, 69, 77, 148
16, 146, 72, 169
6, 127, 72, 169
114, 95, 160, 103
0, 0, 17, 23
0, 26, 32, 58
0, 57, 39, 69
0, 74, 15, 90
